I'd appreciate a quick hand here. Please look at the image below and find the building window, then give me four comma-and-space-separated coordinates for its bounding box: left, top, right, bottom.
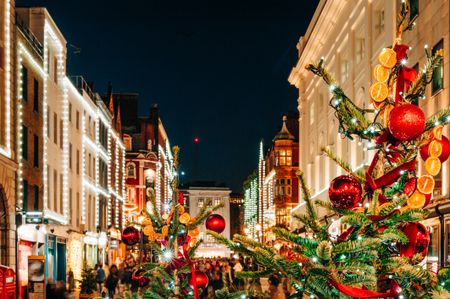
34, 185, 39, 210
276, 150, 292, 166
33, 79, 39, 112
23, 180, 28, 211
47, 106, 50, 138
21, 65, 28, 101
426, 224, 439, 271
69, 143, 72, 170
53, 169, 57, 211
69, 102, 72, 122
34, 134, 39, 167
341, 59, 349, 82
53, 113, 58, 144
76, 149, 80, 175
76, 192, 80, 226
60, 173, 63, 214
53, 57, 58, 83
356, 38, 365, 64
88, 153, 91, 176
309, 102, 315, 125
214, 198, 222, 207
198, 198, 204, 208
432, 39, 444, 94
60, 119, 63, 148
375, 9, 385, 36
76, 110, 80, 130
127, 163, 136, 178
409, 0, 419, 21
22, 125, 28, 160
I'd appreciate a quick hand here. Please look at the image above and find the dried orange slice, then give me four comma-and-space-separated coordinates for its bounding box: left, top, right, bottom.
143, 225, 155, 236
162, 225, 169, 237
433, 126, 444, 141
373, 64, 390, 82
370, 82, 389, 102
188, 227, 200, 237
379, 48, 397, 69
428, 140, 443, 158
407, 191, 426, 209
417, 175, 435, 194
424, 157, 441, 176
179, 212, 191, 224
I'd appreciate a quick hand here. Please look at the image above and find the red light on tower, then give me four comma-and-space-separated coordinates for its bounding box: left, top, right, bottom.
194, 137, 199, 143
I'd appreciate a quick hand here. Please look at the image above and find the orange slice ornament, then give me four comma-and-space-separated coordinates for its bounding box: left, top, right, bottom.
428, 140, 443, 158
433, 125, 444, 141
373, 64, 390, 82
407, 191, 426, 209
379, 48, 397, 69
417, 175, 435, 195
370, 82, 389, 103
424, 157, 442, 176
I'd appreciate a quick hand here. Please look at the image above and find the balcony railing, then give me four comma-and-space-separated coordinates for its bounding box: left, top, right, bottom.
16, 14, 44, 58
69, 76, 96, 100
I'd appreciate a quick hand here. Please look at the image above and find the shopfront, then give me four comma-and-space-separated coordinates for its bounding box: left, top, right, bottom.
67, 232, 84, 285
83, 232, 99, 268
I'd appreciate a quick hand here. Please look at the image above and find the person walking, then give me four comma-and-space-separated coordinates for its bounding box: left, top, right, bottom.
95, 263, 106, 292
105, 265, 120, 298
67, 268, 75, 293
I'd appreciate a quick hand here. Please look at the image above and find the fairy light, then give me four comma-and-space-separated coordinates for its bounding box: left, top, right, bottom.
60, 45, 69, 223
81, 114, 87, 224
400, 59, 407, 65
16, 49, 24, 209
0, 0, 12, 158
329, 85, 336, 92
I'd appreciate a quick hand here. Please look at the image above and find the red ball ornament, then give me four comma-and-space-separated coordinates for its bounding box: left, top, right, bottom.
189, 270, 209, 289
328, 175, 362, 210
205, 214, 226, 233
132, 269, 150, 287
399, 222, 430, 260
121, 226, 140, 246
388, 104, 425, 141
420, 136, 450, 162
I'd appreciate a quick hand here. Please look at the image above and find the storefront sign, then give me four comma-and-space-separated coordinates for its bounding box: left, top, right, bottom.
28, 255, 45, 299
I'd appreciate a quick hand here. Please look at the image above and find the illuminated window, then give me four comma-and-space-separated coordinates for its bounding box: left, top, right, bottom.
214, 198, 222, 207
277, 150, 292, 166
198, 198, 204, 208
375, 9, 385, 36
432, 39, 444, 94
341, 59, 349, 82
127, 163, 136, 178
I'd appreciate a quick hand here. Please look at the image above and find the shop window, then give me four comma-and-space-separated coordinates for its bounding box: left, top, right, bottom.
426, 224, 439, 272
432, 39, 444, 94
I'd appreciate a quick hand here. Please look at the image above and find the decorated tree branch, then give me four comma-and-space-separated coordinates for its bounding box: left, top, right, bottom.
212, 3, 450, 299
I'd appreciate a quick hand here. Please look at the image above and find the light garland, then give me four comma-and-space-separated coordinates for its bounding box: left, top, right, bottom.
81, 114, 87, 224
1, 0, 11, 158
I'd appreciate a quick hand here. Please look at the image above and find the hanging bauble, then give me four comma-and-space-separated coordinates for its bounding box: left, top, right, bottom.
399, 222, 430, 260
388, 104, 425, 141
121, 226, 140, 246
189, 270, 209, 289
205, 214, 226, 233
132, 269, 150, 287
328, 175, 362, 210
420, 136, 450, 162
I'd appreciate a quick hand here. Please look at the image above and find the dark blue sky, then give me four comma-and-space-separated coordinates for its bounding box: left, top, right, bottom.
17, 0, 318, 192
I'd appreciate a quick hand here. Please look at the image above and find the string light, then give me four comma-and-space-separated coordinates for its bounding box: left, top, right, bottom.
1, 0, 12, 158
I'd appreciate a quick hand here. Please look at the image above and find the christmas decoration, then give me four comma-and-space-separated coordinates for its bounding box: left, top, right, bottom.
138, 146, 223, 299
189, 270, 209, 290
205, 214, 226, 233
80, 265, 96, 295
132, 268, 150, 287
210, 4, 449, 298
399, 222, 430, 260
420, 135, 450, 162
388, 104, 425, 141
328, 175, 362, 210
121, 226, 140, 246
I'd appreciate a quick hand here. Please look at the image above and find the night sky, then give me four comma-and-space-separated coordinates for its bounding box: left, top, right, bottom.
16, 0, 318, 192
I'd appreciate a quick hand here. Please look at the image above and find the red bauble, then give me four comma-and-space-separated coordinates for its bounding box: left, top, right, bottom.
189, 270, 209, 289
399, 222, 430, 260
121, 226, 140, 246
328, 175, 362, 210
420, 136, 450, 162
403, 178, 431, 207
132, 269, 150, 287
205, 214, 226, 233
388, 104, 425, 141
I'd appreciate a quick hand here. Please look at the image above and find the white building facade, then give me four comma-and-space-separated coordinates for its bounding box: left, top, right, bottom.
184, 186, 231, 257
289, 0, 449, 270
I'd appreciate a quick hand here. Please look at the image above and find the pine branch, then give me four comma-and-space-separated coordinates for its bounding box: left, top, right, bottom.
295, 171, 324, 234
333, 238, 381, 255
272, 227, 318, 249
321, 147, 366, 181
425, 106, 450, 132
188, 200, 224, 229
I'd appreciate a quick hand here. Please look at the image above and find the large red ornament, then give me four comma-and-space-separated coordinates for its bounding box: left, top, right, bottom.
420, 136, 450, 162
388, 104, 425, 141
205, 214, 226, 233
189, 270, 209, 289
399, 222, 430, 260
132, 269, 150, 287
328, 175, 362, 210
121, 226, 140, 246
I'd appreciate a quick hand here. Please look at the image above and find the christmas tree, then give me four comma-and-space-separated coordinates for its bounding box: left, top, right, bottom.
80, 265, 97, 295
125, 146, 225, 299
211, 4, 450, 298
